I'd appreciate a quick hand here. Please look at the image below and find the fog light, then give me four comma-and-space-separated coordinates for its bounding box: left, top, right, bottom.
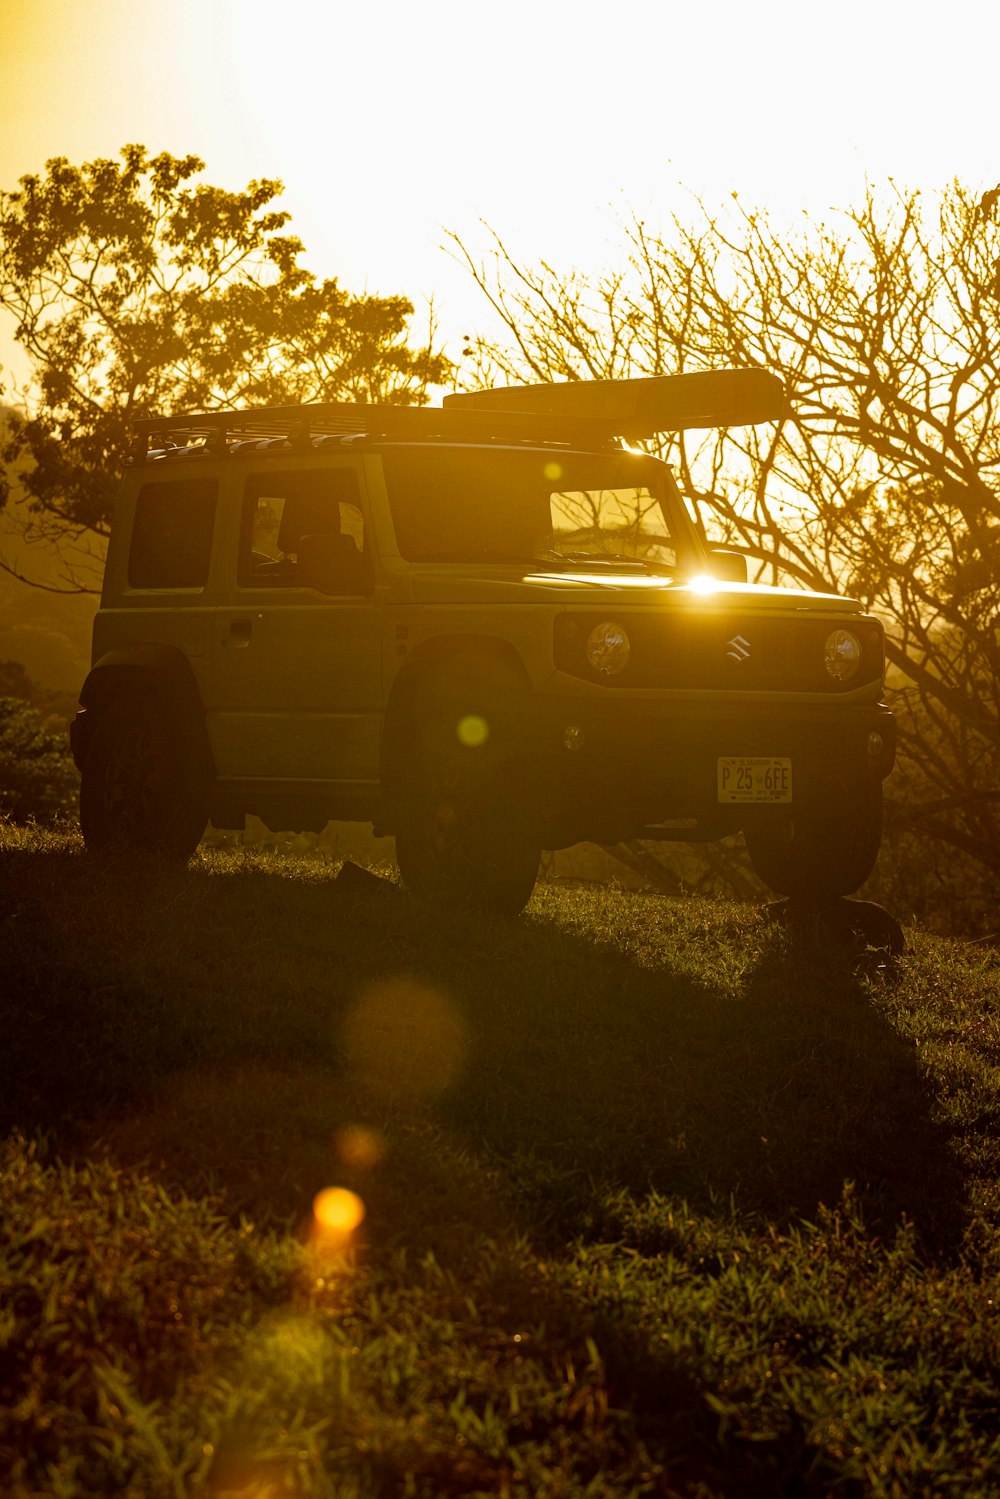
867, 732, 884, 758
563, 724, 585, 752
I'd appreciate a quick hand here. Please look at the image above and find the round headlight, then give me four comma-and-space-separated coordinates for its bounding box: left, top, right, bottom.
586, 621, 631, 676
824, 628, 862, 682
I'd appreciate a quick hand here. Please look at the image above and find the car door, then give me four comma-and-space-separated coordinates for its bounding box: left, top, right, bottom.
207, 459, 382, 785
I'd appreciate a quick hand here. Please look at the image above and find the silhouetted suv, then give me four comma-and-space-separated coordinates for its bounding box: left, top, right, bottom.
71, 371, 895, 913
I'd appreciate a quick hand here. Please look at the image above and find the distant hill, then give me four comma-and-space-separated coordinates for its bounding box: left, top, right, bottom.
0, 546, 98, 692
0, 403, 98, 691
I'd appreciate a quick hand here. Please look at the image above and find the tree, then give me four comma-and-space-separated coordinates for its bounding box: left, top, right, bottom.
0, 146, 451, 575
454, 187, 1000, 926
0, 696, 78, 823
0, 658, 77, 722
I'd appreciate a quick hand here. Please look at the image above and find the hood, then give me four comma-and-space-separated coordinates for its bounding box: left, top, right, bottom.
408, 566, 862, 614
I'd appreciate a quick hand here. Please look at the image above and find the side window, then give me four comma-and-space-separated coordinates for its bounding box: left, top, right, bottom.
128, 478, 218, 589
239, 468, 365, 587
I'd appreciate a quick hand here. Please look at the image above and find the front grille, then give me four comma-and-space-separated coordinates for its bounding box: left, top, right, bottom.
555, 612, 884, 693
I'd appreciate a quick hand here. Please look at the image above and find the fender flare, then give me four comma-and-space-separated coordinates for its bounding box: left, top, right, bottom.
72, 644, 216, 792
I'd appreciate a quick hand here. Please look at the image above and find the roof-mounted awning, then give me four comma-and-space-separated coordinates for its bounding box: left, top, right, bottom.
443, 369, 785, 437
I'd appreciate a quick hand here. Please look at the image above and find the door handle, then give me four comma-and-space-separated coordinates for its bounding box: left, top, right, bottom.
226, 617, 253, 648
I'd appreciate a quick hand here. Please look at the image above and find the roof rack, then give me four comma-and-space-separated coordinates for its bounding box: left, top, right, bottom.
129, 399, 621, 462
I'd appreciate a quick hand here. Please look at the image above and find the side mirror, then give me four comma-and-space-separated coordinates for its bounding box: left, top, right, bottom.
297, 533, 373, 595
706, 548, 748, 584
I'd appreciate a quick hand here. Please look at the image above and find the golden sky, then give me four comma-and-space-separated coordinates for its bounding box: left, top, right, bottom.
1, 0, 998, 386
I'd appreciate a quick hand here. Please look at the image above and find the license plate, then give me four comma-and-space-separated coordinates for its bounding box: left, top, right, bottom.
717, 756, 792, 804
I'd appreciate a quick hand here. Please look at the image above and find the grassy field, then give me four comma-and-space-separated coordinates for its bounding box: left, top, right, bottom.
1, 824, 999, 1496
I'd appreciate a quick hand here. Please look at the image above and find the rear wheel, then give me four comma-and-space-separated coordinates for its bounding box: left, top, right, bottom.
79, 689, 207, 860
744, 780, 883, 899
392, 659, 541, 916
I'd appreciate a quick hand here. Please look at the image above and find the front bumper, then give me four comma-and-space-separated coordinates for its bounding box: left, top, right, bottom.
530, 695, 895, 847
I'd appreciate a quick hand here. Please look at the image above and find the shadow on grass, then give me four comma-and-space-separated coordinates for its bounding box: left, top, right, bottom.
441, 891, 964, 1259
0, 840, 965, 1260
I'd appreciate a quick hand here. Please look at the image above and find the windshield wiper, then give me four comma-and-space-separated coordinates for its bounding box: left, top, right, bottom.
412, 548, 678, 575
414, 549, 539, 563
531, 550, 678, 576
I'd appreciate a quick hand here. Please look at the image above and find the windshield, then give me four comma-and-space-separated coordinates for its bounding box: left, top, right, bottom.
381, 446, 699, 570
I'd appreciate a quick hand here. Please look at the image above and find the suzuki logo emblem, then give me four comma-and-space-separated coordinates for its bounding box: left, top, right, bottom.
725, 634, 751, 663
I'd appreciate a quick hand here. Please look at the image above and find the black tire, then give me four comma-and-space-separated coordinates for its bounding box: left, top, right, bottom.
392, 659, 541, 916
745, 779, 883, 899
79, 689, 207, 860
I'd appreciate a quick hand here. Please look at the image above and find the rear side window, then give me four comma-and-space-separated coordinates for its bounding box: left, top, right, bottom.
128, 479, 218, 589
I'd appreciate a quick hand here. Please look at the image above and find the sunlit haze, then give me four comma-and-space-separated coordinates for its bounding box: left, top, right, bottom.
2, 0, 998, 388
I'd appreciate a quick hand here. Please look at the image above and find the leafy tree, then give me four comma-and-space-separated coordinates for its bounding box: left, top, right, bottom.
455, 187, 1000, 924
0, 146, 451, 564
0, 696, 78, 823
0, 658, 77, 722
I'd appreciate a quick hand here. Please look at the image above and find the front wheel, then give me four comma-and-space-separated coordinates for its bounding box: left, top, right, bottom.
744, 780, 883, 899
391, 661, 541, 917
79, 690, 207, 860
